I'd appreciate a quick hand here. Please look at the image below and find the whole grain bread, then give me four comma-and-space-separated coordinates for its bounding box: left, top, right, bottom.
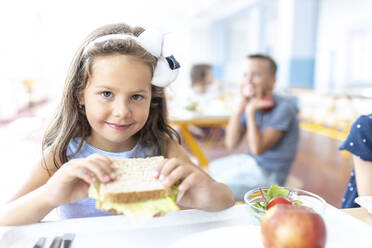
99, 156, 169, 203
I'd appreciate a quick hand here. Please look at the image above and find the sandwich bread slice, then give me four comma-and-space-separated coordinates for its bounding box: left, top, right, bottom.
88, 156, 180, 223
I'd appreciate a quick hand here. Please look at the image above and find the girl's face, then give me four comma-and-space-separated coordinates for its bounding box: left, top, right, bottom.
80, 54, 152, 152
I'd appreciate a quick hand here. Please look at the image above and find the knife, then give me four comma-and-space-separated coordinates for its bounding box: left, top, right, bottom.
49, 236, 62, 248
62, 233, 75, 248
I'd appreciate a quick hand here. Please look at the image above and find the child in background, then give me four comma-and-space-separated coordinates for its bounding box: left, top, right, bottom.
209, 54, 299, 201
184, 64, 216, 113
339, 114, 372, 208
0, 23, 234, 226
190, 64, 214, 95
185, 64, 225, 140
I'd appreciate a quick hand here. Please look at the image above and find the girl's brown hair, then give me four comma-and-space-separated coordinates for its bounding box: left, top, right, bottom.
42, 23, 180, 170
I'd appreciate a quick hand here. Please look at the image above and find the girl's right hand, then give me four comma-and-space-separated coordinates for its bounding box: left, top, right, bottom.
43, 154, 116, 207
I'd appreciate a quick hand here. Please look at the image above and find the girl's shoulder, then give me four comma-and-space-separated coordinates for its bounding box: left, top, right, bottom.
353, 114, 372, 126
340, 114, 372, 161
349, 114, 372, 138
67, 137, 84, 159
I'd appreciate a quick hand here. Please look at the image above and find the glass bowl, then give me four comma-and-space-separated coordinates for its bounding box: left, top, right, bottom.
244, 187, 327, 222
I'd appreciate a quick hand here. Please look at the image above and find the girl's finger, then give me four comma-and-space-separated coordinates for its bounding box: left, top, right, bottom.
159, 158, 180, 180
88, 154, 114, 171
155, 159, 168, 178
90, 156, 116, 179
92, 154, 114, 169
162, 166, 189, 188
74, 168, 96, 184
177, 173, 197, 193
82, 160, 113, 183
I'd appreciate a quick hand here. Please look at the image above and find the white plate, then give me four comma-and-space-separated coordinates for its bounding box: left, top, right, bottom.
355, 196, 372, 214
168, 225, 263, 248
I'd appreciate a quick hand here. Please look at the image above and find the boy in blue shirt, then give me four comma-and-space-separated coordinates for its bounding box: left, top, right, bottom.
209, 54, 299, 201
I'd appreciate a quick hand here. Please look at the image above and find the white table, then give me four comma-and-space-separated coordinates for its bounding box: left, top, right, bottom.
0, 204, 371, 248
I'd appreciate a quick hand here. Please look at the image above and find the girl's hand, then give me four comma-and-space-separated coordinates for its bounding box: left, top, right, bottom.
155, 158, 216, 209
43, 154, 116, 207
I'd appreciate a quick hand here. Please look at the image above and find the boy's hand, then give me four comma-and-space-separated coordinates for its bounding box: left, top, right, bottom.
43, 154, 116, 207
246, 97, 275, 114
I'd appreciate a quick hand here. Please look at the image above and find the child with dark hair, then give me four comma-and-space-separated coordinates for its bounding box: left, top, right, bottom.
190, 64, 213, 94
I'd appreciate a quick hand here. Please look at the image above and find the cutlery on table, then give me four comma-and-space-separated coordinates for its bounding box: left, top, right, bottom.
62, 233, 75, 248
49, 236, 62, 248
33, 237, 46, 248
33, 233, 75, 248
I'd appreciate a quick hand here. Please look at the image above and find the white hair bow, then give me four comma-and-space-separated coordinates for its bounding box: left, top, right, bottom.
83, 29, 180, 87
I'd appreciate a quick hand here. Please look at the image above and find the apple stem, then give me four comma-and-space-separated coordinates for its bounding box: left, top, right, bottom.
259, 188, 268, 203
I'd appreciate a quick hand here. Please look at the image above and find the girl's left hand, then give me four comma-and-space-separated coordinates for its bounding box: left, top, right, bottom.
155, 158, 216, 208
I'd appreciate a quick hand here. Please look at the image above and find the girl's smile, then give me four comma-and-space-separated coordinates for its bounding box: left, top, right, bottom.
80, 53, 153, 152
105, 122, 133, 131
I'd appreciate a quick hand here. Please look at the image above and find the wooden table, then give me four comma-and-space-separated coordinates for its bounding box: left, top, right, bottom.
169, 107, 356, 166
341, 207, 372, 226
170, 115, 229, 167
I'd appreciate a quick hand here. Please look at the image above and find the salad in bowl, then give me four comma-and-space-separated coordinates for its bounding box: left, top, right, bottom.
244, 185, 326, 222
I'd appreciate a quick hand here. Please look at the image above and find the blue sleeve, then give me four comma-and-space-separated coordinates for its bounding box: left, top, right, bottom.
267, 101, 296, 132
339, 115, 372, 161
240, 113, 246, 129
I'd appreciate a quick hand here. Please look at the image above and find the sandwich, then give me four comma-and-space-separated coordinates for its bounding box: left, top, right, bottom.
88, 156, 180, 223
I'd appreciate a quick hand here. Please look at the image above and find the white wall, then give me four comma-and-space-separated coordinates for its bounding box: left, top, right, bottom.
0, 0, 200, 104
315, 0, 372, 93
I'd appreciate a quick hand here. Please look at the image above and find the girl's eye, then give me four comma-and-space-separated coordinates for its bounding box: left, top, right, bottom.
101, 91, 113, 98
131, 94, 144, 101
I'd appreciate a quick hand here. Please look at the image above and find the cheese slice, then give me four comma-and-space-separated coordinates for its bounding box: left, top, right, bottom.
88, 182, 179, 225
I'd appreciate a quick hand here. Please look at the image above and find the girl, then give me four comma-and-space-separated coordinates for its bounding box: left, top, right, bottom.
0, 23, 234, 225
340, 114, 372, 208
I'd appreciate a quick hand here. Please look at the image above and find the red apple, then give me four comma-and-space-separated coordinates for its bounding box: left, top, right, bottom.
267, 196, 292, 209
261, 205, 326, 248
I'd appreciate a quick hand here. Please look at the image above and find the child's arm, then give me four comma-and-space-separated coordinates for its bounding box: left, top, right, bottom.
244, 99, 283, 155
0, 153, 115, 226
225, 99, 247, 150
353, 155, 372, 196
157, 140, 234, 211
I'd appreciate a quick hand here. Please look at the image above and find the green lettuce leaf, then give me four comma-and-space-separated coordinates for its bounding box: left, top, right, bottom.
265, 185, 290, 202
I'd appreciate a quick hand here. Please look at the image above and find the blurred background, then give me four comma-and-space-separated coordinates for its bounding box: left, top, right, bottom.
0, 0, 371, 208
